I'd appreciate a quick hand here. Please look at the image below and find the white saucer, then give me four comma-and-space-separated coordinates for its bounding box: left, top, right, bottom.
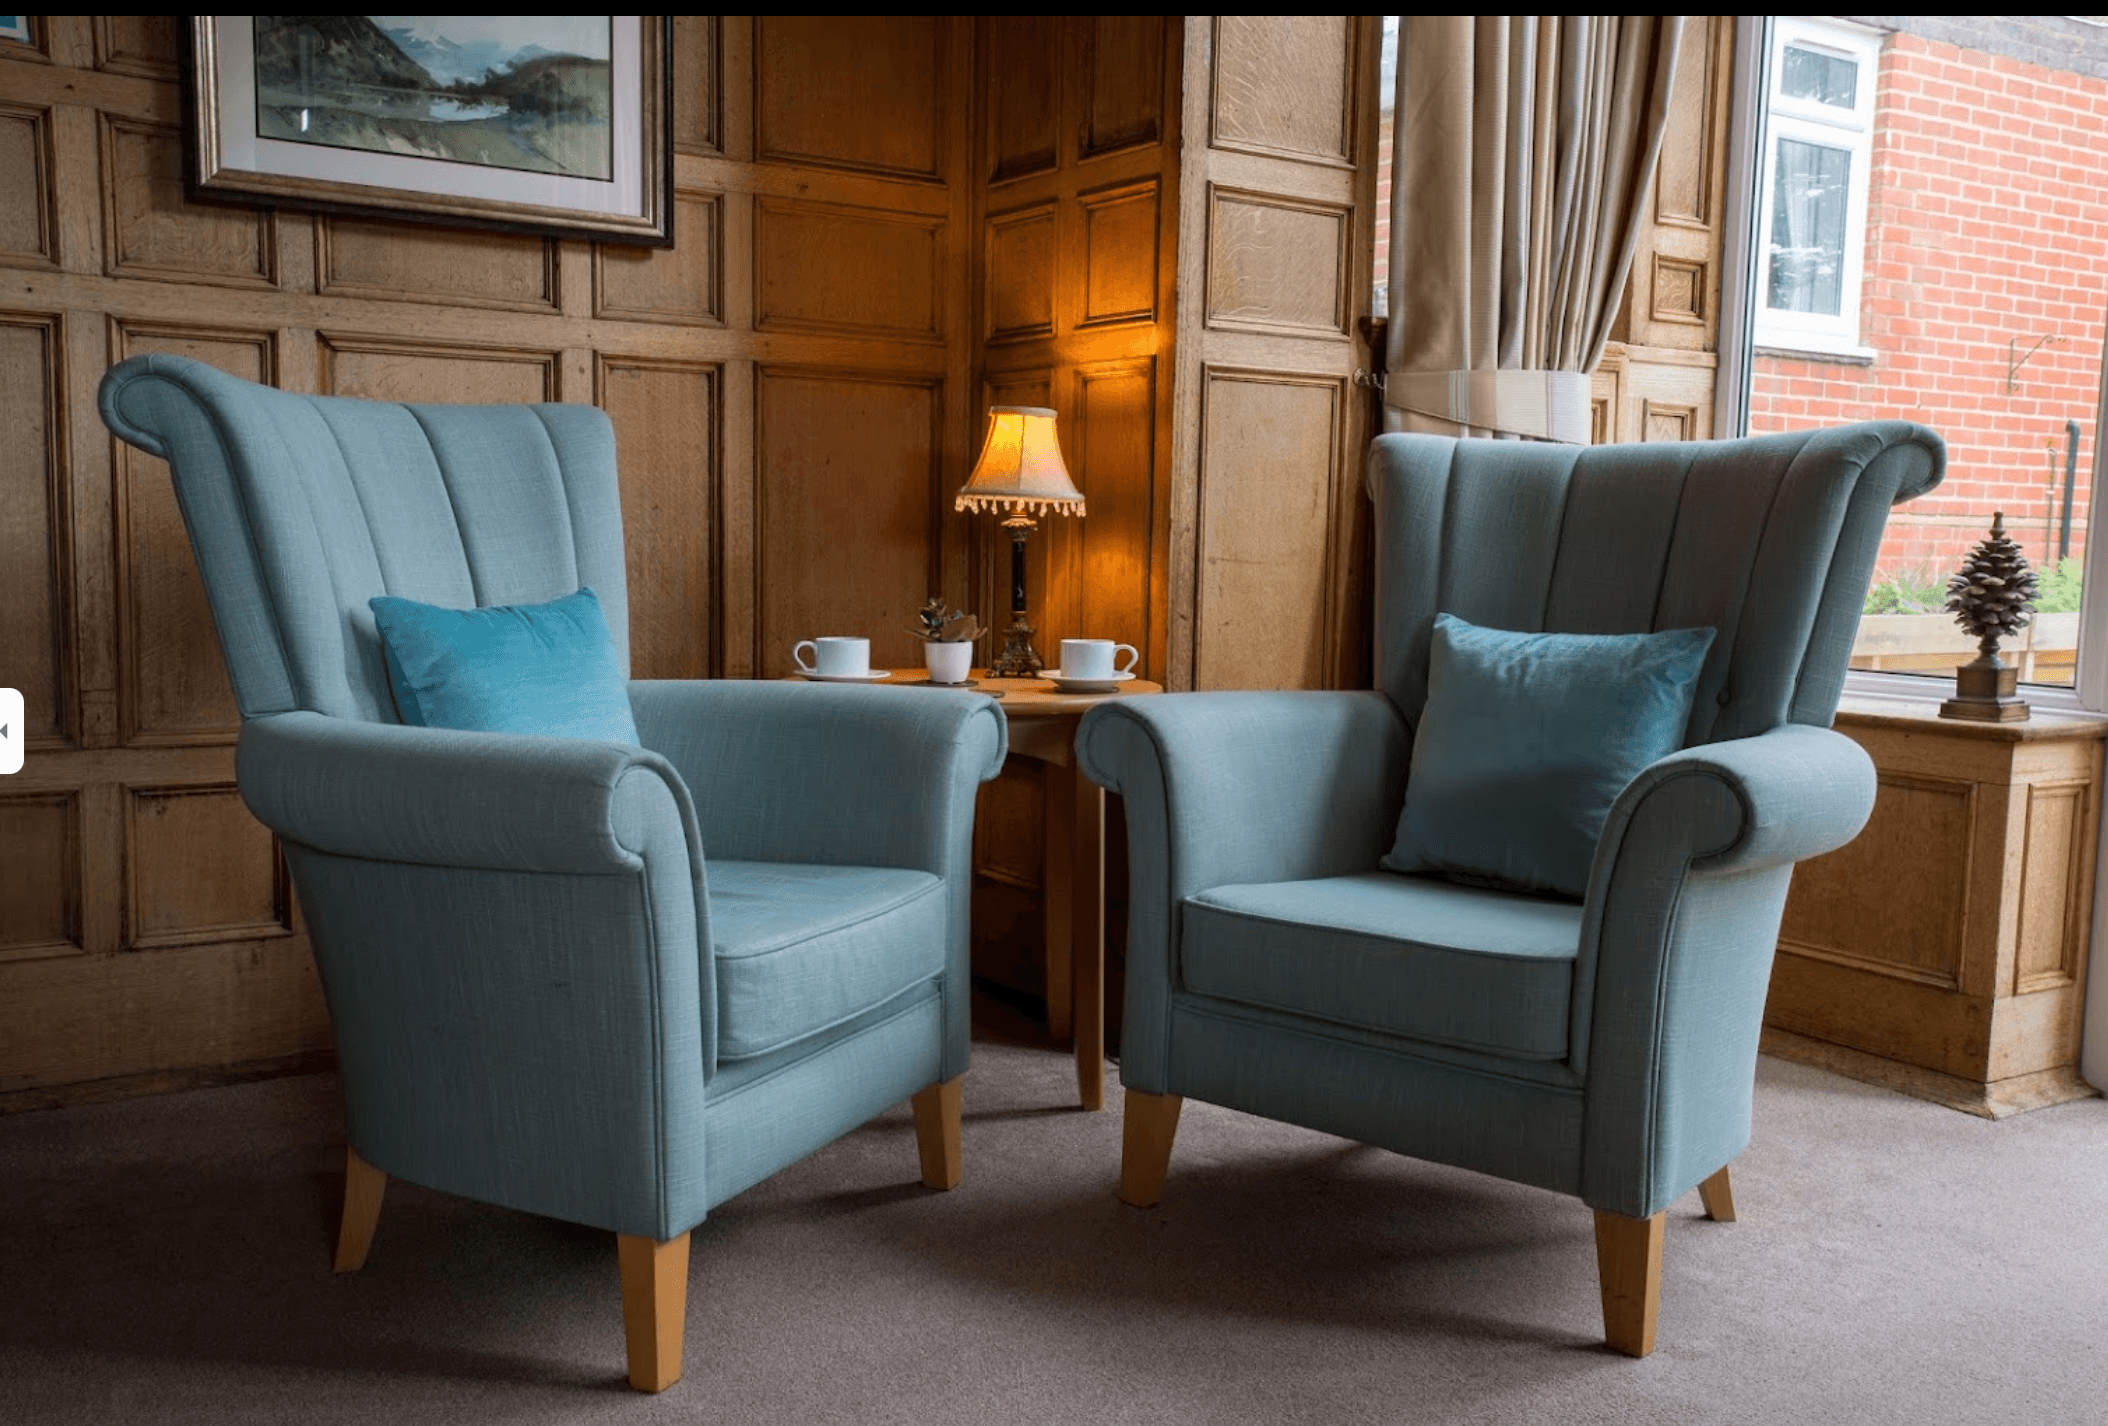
799, 669, 892, 683
1045, 669, 1136, 694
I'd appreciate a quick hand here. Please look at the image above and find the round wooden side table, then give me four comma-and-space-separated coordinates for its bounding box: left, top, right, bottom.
890, 670, 1161, 1109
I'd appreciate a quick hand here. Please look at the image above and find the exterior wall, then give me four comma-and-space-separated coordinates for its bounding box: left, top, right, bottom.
1750, 28, 2108, 583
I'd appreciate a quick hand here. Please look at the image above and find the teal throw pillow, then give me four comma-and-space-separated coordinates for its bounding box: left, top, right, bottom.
369, 586, 638, 745
1383, 613, 1716, 898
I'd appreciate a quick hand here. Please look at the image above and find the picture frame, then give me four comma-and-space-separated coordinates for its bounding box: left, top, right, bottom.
186, 15, 672, 246
0, 16, 33, 45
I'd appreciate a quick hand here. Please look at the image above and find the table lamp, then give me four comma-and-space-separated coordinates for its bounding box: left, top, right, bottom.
955, 405, 1085, 677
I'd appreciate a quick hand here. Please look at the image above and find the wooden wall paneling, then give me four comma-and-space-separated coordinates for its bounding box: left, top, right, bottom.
596, 189, 724, 325
0, 791, 83, 962
125, 783, 291, 950
109, 321, 274, 748
0, 312, 69, 747
1083, 16, 1166, 160
755, 16, 943, 181
672, 15, 723, 156
754, 367, 943, 676
1079, 179, 1158, 328
1168, 17, 1375, 691
90, 16, 179, 80
984, 16, 1063, 183
1205, 186, 1350, 337
1208, 16, 1354, 168
754, 198, 944, 341
1193, 367, 1343, 691
2015, 780, 2090, 993
316, 218, 560, 313
98, 116, 277, 288
318, 333, 558, 404
0, 100, 57, 268
1072, 358, 1158, 658
985, 202, 1058, 344
598, 355, 720, 680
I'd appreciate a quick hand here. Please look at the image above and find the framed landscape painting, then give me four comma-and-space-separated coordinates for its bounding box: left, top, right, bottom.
188, 15, 672, 245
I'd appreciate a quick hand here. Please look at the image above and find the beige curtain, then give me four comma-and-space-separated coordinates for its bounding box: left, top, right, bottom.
1384, 16, 1685, 441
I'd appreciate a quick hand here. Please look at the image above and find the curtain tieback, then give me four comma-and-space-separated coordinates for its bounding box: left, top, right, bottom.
1387, 368, 1592, 444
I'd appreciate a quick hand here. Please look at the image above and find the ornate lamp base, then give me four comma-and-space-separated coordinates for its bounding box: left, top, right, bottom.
1940, 654, 2029, 722
990, 614, 1043, 677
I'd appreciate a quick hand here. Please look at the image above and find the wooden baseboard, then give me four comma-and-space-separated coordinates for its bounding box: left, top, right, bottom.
1760, 1028, 2099, 1120
0, 1050, 337, 1115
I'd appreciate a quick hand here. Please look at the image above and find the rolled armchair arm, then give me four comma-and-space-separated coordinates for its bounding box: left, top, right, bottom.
629, 680, 1007, 873
1076, 691, 1411, 1089
1576, 723, 1876, 1219
238, 709, 705, 878
238, 710, 713, 1240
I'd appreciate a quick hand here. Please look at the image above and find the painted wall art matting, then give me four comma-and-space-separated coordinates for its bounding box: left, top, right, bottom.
187, 15, 672, 245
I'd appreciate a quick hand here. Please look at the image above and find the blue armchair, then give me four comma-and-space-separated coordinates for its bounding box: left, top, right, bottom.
98, 355, 1006, 1391
1078, 423, 1943, 1356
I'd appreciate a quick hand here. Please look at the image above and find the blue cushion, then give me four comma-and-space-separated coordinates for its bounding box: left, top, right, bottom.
1383, 613, 1715, 897
706, 861, 947, 1061
1183, 872, 1584, 1059
369, 586, 638, 744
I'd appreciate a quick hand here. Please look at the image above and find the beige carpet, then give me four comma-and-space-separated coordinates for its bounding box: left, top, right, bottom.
3, 1028, 2105, 1425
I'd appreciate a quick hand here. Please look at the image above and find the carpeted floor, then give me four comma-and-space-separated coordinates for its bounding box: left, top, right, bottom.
2, 1023, 2105, 1426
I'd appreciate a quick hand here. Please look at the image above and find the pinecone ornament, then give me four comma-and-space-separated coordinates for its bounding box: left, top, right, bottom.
1945, 511, 2037, 653
1939, 511, 2034, 722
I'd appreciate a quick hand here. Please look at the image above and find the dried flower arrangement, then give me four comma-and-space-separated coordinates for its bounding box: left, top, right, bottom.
908, 598, 981, 644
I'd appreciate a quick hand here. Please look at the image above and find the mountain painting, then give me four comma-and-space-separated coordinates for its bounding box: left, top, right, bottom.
252, 16, 613, 180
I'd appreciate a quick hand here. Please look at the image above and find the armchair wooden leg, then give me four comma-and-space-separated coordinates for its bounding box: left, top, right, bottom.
1593, 1209, 1664, 1358
617, 1232, 690, 1392
333, 1147, 386, 1273
1119, 1089, 1183, 1208
910, 1076, 964, 1190
1698, 1166, 1737, 1222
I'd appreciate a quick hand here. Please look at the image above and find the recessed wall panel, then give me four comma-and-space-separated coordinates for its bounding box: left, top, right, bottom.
672, 15, 722, 154
756, 16, 941, 180
1206, 189, 1347, 336
0, 104, 54, 267
0, 316, 64, 743
317, 218, 559, 312
1082, 181, 1159, 327
1195, 370, 1340, 691
320, 336, 557, 405
126, 785, 290, 949
755, 200, 941, 341
986, 204, 1056, 344
1076, 360, 1156, 661
756, 369, 939, 677
0, 792, 82, 962
1211, 16, 1351, 165
597, 190, 723, 325
100, 118, 276, 288
1086, 16, 1166, 157
93, 16, 180, 78
599, 357, 718, 680
985, 16, 1062, 182
111, 324, 267, 746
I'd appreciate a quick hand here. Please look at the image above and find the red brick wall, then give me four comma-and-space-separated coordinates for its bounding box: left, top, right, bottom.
1749, 31, 2108, 584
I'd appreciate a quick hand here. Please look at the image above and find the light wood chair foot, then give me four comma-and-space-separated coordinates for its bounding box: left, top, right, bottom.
333, 1147, 386, 1273
1697, 1165, 1736, 1222
910, 1075, 964, 1190
1593, 1208, 1664, 1357
617, 1231, 690, 1392
1119, 1089, 1183, 1207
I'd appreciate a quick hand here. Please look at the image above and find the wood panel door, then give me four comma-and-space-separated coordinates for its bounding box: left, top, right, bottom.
1167, 17, 1382, 691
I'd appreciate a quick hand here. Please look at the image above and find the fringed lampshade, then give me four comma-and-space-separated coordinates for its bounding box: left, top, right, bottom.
956, 406, 1084, 676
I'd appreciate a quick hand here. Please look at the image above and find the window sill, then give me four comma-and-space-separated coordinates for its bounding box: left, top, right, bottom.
1753, 341, 1878, 367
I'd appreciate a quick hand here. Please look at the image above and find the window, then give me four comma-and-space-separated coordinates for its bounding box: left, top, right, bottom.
1750, 17, 1881, 359
1729, 17, 2108, 701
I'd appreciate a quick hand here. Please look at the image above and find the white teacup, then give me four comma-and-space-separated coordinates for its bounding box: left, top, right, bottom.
1060, 639, 1139, 681
794, 636, 870, 678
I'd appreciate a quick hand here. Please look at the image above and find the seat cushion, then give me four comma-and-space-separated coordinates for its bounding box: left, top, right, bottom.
1383, 613, 1714, 897
1181, 872, 1583, 1060
708, 861, 946, 1061
369, 585, 638, 744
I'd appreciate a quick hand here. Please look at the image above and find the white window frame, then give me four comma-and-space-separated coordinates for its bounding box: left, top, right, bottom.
1749, 16, 1881, 360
